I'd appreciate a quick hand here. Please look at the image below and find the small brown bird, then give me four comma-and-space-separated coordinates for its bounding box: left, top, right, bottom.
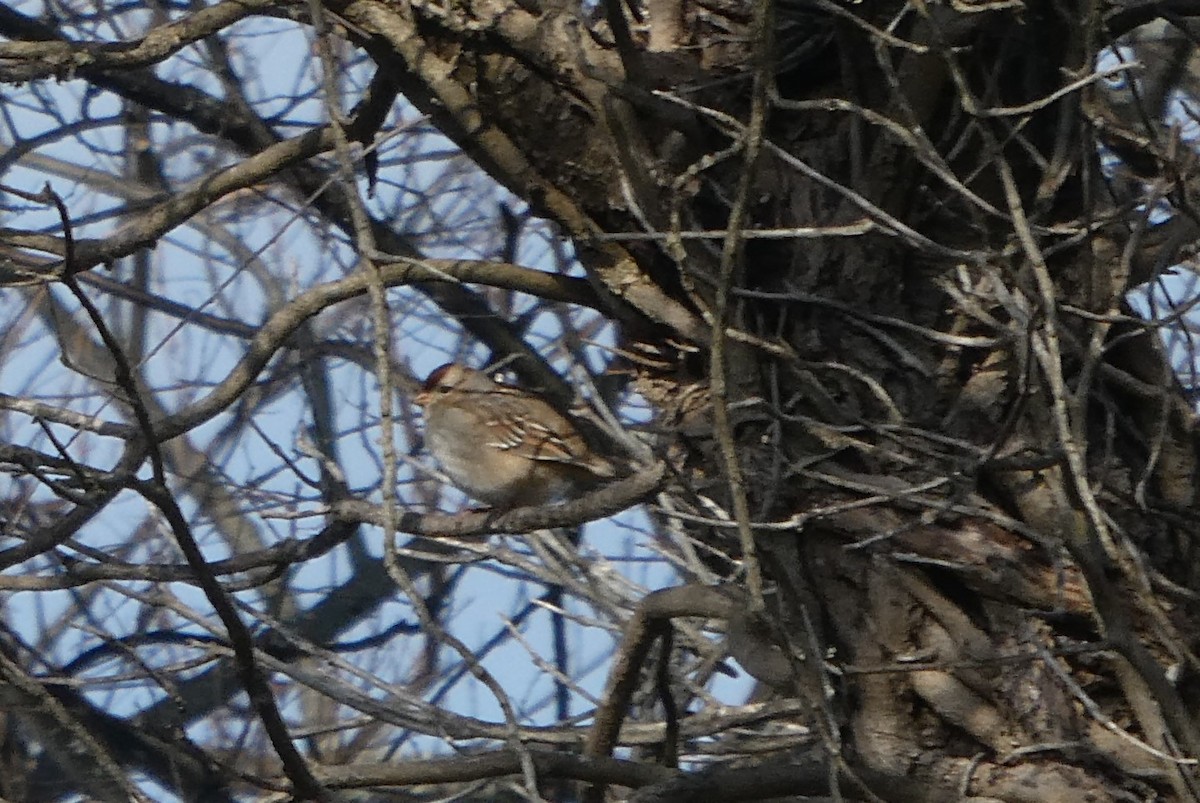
414, 363, 615, 507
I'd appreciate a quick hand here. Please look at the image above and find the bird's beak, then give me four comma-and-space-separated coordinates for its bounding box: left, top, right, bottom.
414, 391, 430, 407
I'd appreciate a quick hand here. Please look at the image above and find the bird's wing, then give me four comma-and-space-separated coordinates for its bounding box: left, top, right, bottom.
483, 395, 589, 464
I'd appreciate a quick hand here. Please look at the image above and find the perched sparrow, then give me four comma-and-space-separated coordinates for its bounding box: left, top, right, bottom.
414, 363, 616, 507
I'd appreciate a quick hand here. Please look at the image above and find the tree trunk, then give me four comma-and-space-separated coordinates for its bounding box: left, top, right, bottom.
345, 0, 1200, 798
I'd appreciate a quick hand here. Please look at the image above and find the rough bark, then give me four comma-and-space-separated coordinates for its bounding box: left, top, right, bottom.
2, 0, 1199, 799
331, 0, 1200, 798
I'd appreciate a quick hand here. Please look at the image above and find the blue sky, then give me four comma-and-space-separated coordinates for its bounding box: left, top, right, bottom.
0, 6, 756, 793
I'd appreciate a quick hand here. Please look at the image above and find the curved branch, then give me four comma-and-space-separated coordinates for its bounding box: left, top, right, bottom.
0, 0, 281, 81
151, 260, 597, 440
333, 461, 667, 536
